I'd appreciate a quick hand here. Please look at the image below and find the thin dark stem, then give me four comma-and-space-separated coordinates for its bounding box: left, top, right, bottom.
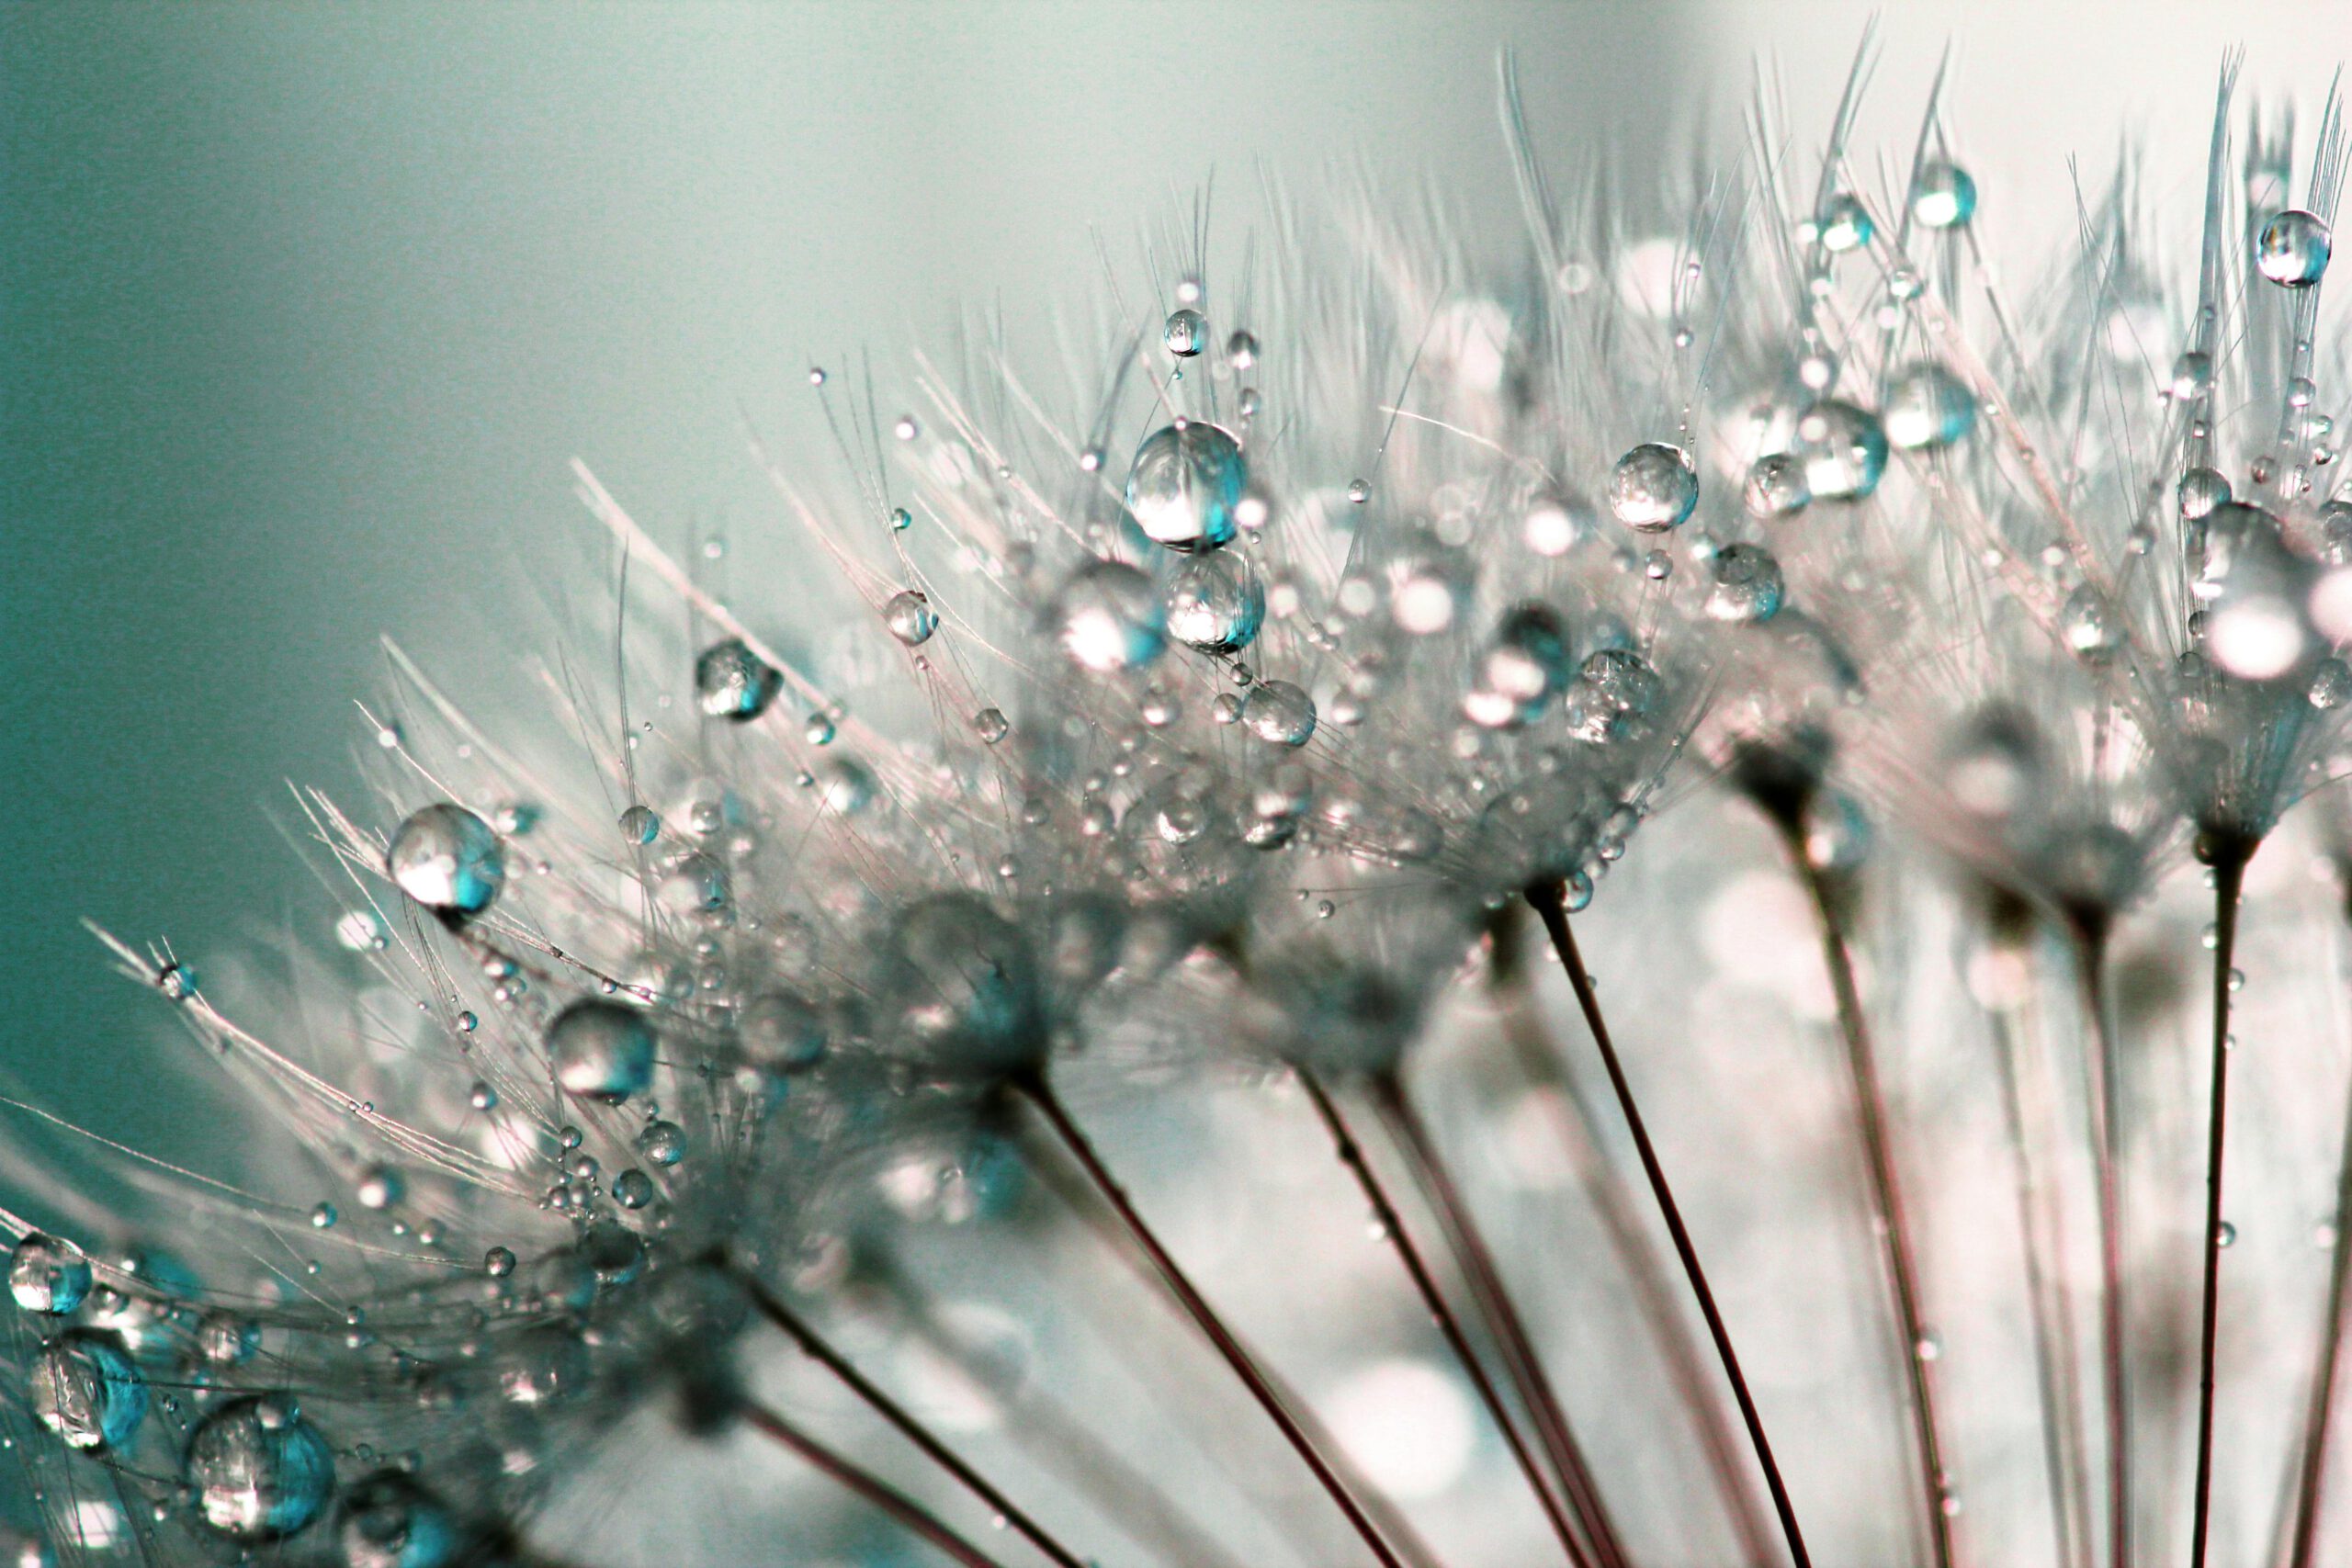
1368, 1074, 1632, 1568
1988, 984, 2093, 1568
1298, 1067, 1597, 1568
1013, 1071, 1410, 1568
740, 1399, 1012, 1568
2286, 991, 2352, 1568
2073, 928, 2132, 1568
2190, 849, 2251, 1568
1785, 841, 1959, 1568
1525, 881, 1814, 1568
729, 1266, 1088, 1568
870, 1257, 1255, 1568
1490, 920, 1779, 1568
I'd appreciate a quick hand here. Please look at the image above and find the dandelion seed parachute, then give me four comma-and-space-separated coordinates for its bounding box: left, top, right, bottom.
7, 39, 2352, 1568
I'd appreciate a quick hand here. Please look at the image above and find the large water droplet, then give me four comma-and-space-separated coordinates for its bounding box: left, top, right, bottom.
1464, 603, 1572, 730
1163, 308, 1207, 357
1813, 194, 1874, 254
1911, 160, 1976, 229
694, 638, 783, 721
1705, 544, 1785, 623
882, 895, 1043, 1074
2060, 585, 2124, 664
30, 1329, 145, 1451
185, 1396, 335, 1540
1883, 364, 1976, 450
1125, 423, 1247, 551
1793, 400, 1888, 501
2257, 209, 2332, 288
1609, 442, 1699, 531
741, 990, 828, 1075
1165, 551, 1265, 652
9, 1235, 90, 1315
547, 1000, 657, 1104
884, 591, 938, 646
339, 1471, 457, 1568
1050, 559, 1167, 673
386, 806, 504, 918
1743, 452, 1810, 520
1241, 680, 1317, 746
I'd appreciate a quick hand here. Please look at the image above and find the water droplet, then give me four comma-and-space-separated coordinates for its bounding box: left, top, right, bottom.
340, 1471, 458, 1568
386, 806, 504, 918
973, 706, 1010, 743
1241, 680, 1317, 746
893, 414, 920, 441
1226, 330, 1259, 368
1793, 400, 1889, 501
469, 1080, 497, 1111
30, 1330, 145, 1450
1125, 423, 1247, 551
483, 1246, 516, 1278
884, 590, 938, 646
618, 804, 661, 845
1050, 559, 1167, 672
1165, 551, 1266, 652
2217, 1219, 2238, 1247
1523, 491, 1597, 556
2312, 657, 2352, 709
1609, 442, 1699, 531
2061, 585, 2124, 664
1163, 308, 1207, 356
1883, 364, 1976, 450
9, 1235, 90, 1315
2257, 209, 2332, 288
2179, 467, 2232, 521
311, 1201, 337, 1229
888, 505, 914, 533
547, 1000, 656, 1104
1705, 544, 1785, 623
1346, 478, 1373, 505
1814, 194, 1874, 253
694, 637, 783, 721
613, 1170, 655, 1210
1464, 604, 1572, 729
882, 895, 1043, 1073
185, 1395, 334, 1540
1744, 452, 1811, 520
1910, 160, 1976, 229
355, 1166, 403, 1211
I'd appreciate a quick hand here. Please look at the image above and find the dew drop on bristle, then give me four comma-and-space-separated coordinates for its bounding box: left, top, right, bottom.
483, 1247, 516, 1278
1883, 364, 1976, 450
1705, 544, 1785, 623
2061, 585, 2124, 664
1744, 452, 1811, 520
884, 590, 938, 646
1464, 604, 1573, 729
1609, 442, 1699, 531
973, 706, 1010, 743
1050, 559, 1167, 672
29, 1329, 145, 1451
1813, 193, 1874, 253
2179, 467, 2233, 521
740, 990, 827, 1076
1165, 551, 1266, 652
386, 805, 504, 917
1125, 422, 1247, 551
1911, 160, 1976, 228
2310, 657, 2352, 709
693, 637, 783, 721
334, 909, 389, 952
8, 1235, 90, 1315
1226, 329, 1259, 367
1241, 680, 1317, 746
1523, 491, 1596, 555
184, 1395, 334, 1541
1794, 400, 1889, 501
547, 1000, 657, 1104
340, 1471, 458, 1568
1162, 308, 1207, 356
2257, 209, 2332, 288
619, 804, 661, 845
882, 894, 1044, 1074
636, 1118, 690, 1165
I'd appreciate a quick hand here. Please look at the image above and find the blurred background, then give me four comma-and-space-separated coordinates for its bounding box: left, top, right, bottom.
1, 0, 2343, 1158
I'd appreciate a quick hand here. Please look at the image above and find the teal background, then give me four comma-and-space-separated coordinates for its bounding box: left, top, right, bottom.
0, 2, 2336, 1161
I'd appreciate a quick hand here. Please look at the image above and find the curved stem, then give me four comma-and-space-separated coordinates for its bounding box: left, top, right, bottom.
2286, 983, 2352, 1568
1014, 1071, 1410, 1568
1525, 881, 1814, 1568
1368, 1073, 1631, 1568
729, 1266, 1089, 1568
1297, 1068, 1597, 1568
2190, 849, 2251, 1568
2073, 928, 2133, 1568
1784, 840, 1960, 1568
741, 1399, 1012, 1568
